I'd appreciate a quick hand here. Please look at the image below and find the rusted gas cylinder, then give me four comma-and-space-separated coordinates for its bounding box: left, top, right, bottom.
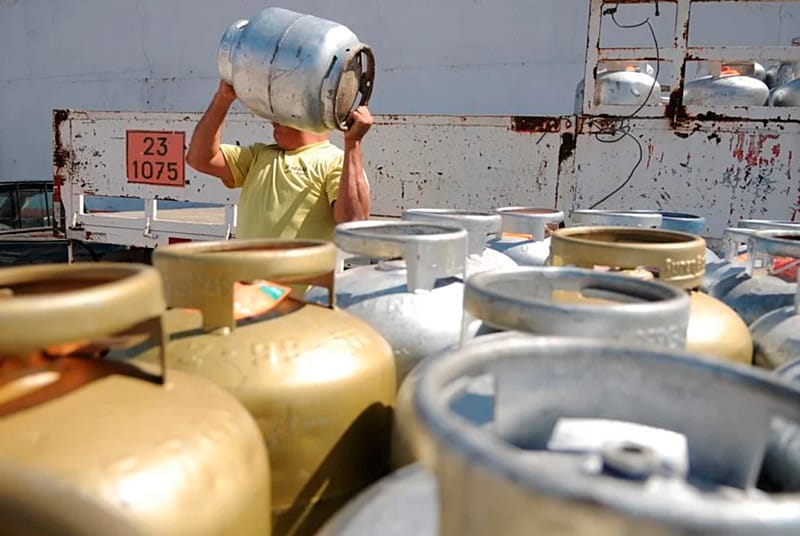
401, 209, 518, 274
304, 221, 472, 386
549, 226, 753, 364
0, 263, 270, 535
142, 240, 396, 536
412, 335, 800, 535
717, 230, 799, 325
487, 207, 565, 266
391, 266, 692, 469
749, 231, 800, 369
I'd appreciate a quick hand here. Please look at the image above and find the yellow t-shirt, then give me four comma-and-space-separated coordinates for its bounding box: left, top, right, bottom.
220, 140, 355, 240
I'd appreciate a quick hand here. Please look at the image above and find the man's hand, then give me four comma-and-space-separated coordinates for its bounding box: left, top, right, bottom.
344, 106, 373, 143
216, 80, 237, 104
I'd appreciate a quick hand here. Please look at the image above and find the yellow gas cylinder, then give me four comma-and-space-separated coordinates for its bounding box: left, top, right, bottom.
0, 263, 271, 536
549, 226, 753, 364
144, 239, 396, 536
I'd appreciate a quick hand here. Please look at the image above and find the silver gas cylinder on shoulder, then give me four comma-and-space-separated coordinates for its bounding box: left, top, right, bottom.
217, 7, 374, 133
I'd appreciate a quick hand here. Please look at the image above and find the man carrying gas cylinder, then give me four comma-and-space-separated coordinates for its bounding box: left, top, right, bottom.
186, 80, 374, 241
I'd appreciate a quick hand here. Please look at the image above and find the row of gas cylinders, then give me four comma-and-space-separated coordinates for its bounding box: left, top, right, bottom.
1, 208, 800, 535
577, 51, 800, 111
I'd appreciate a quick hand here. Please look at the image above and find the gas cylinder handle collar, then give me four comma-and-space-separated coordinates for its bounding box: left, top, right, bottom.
549, 226, 706, 290
335, 220, 468, 291
571, 209, 663, 229
738, 219, 800, 231
334, 43, 376, 131
403, 209, 502, 255
722, 227, 759, 262
153, 239, 337, 332
0, 263, 168, 388
414, 336, 800, 505
494, 207, 565, 241
464, 266, 690, 349
747, 230, 800, 280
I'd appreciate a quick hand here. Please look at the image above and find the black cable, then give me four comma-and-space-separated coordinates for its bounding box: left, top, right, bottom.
608, 8, 661, 120
588, 1, 660, 209
589, 127, 644, 209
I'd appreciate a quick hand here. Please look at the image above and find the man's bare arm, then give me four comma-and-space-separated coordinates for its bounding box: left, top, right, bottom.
185, 81, 237, 187
333, 106, 373, 223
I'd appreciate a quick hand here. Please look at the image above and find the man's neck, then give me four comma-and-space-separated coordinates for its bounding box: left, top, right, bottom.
280, 134, 329, 151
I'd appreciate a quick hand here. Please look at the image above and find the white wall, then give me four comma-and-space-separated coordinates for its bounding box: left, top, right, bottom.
1, 0, 798, 180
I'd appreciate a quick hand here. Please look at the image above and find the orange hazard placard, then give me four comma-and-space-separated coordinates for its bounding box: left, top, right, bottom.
126, 130, 185, 187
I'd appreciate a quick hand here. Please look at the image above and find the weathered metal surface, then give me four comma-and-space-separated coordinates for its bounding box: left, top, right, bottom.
364, 114, 566, 216
55, 110, 257, 247
56, 109, 799, 251
560, 117, 800, 246
55, 111, 567, 248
